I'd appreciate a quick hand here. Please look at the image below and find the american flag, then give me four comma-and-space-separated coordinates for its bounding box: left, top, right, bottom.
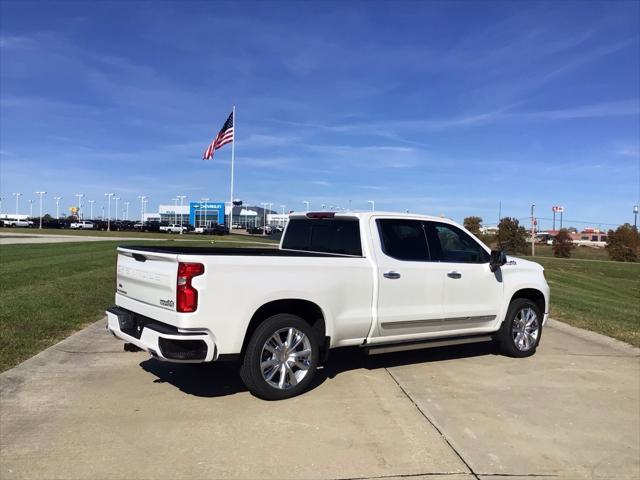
203, 111, 234, 160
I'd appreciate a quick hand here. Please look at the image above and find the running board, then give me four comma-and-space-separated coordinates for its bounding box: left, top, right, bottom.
363, 334, 493, 355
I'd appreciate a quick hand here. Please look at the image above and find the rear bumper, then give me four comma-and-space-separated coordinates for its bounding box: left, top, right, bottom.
106, 306, 217, 363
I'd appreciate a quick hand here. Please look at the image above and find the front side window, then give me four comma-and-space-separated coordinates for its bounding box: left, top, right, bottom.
377, 219, 430, 261
424, 222, 489, 264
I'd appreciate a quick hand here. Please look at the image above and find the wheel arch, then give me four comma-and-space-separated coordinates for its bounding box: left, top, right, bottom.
242, 299, 329, 361
509, 288, 546, 316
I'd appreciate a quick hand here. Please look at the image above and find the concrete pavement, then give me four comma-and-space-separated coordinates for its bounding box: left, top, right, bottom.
1, 319, 638, 479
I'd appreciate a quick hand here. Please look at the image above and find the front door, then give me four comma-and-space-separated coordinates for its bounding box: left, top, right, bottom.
424, 221, 503, 330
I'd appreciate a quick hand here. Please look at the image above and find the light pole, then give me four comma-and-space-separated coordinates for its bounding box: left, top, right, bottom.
303, 201, 310, 212
368, 200, 375, 211
53, 196, 61, 218
13, 192, 22, 215
88, 200, 95, 220
281, 205, 286, 227
177, 195, 187, 234
201, 198, 210, 227
35, 191, 46, 228
124, 201, 130, 221
172, 197, 179, 224
531, 204, 536, 257
104, 193, 114, 231
138, 196, 146, 223
28, 199, 33, 218
114, 197, 120, 221
75, 193, 84, 219
348, 199, 352, 211
261, 202, 268, 236
634, 205, 639, 230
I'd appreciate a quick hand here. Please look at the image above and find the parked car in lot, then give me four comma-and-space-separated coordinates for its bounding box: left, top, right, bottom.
160, 224, 188, 234
112, 220, 136, 231
107, 211, 549, 400
134, 221, 165, 233
70, 220, 95, 230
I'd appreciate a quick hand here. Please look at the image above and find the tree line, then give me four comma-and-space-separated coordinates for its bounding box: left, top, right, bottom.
463, 216, 639, 262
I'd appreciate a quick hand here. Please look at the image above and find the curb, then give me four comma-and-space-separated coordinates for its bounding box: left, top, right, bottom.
547, 318, 639, 356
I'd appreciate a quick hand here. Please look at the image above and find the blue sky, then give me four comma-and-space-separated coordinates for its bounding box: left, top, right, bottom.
1, 0, 639, 228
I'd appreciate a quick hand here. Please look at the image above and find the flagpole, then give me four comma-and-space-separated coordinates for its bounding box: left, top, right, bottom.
229, 105, 236, 227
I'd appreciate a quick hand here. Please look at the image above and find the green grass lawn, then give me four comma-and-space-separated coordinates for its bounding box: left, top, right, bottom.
0, 239, 275, 372
522, 255, 639, 346
0, 227, 279, 243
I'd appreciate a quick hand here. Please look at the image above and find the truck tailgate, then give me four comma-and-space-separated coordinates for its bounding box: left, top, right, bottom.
116, 247, 179, 311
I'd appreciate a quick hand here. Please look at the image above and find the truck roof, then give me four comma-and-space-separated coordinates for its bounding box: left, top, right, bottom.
288, 211, 455, 223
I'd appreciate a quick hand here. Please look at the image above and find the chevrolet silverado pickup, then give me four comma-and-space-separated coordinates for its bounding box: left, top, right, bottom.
107, 211, 549, 400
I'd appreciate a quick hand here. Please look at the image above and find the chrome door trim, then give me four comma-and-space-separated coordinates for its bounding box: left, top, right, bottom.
381, 315, 496, 329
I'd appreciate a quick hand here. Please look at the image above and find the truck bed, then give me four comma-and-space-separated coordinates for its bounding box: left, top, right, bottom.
119, 245, 359, 257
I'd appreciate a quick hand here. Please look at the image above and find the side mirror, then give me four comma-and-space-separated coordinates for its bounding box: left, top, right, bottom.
490, 250, 507, 272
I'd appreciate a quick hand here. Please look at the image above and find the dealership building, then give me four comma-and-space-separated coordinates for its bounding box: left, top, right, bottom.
143, 202, 275, 227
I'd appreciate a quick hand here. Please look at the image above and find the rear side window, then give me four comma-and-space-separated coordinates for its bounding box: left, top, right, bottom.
282, 219, 362, 256
424, 222, 489, 264
377, 219, 430, 261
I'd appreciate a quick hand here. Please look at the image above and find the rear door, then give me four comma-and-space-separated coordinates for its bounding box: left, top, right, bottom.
424, 221, 503, 329
116, 248, 179, 311
371, 218, 447, 339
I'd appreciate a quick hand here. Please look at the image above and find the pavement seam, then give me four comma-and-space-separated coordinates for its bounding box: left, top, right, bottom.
338, 473, 474, 479
384, 368, 481, 480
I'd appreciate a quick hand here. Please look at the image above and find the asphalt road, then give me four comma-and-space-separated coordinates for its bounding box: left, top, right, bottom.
1, 319, 638, 479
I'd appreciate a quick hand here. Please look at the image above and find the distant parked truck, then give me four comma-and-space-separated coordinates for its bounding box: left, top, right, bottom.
70, 220, 95, 230
160, 224, 188, 234
1, 216, 31, 228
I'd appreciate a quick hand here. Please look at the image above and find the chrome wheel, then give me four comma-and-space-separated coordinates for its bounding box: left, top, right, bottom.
512, 307, 539, 351
260, 327, 312, 390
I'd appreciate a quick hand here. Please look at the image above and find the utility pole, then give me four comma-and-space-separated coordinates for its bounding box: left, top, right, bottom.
633, 205, 638, 231
53, 196, 61, 218
368, 200, 375, 212
75, 193, 84, 219
13, 192, 22, 215
303, 200, 310, 212
104, 193, 114, 231
88, 200, 95, 220
35, 191, 46, 228
531, 203, 536, 257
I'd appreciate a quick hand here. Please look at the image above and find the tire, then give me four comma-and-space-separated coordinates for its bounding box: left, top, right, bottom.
240, 314, 319, 400
495, 298, 543, 358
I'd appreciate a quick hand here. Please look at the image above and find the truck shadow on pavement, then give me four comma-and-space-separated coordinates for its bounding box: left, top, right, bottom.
139, 341, 497, 399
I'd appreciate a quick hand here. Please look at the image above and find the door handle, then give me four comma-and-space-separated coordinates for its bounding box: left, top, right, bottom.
447, 271, 462, 279
383, 271, 401, 279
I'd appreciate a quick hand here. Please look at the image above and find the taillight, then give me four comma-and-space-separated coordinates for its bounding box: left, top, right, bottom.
176, 262, 205, 313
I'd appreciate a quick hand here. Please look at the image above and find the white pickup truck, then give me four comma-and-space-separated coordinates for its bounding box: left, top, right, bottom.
70, 220, 94, 230
160, 224, 187, 234
107, 211, 549, 400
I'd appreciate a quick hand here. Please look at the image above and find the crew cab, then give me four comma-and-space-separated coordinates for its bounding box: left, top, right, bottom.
1, 216, 31, 227
160, 224, 188, 234
107, 212, 549, 400
70, 220, 94, 229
